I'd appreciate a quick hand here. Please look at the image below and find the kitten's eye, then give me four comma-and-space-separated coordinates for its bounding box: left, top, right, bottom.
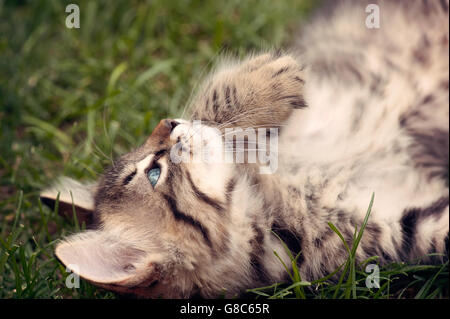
147, 167, 161, 188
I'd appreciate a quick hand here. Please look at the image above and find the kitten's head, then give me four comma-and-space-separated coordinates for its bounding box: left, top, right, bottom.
48, 119, 241, 298
41, 52, 305, 297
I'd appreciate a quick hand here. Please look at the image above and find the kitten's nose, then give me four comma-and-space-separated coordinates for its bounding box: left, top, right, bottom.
154, 119, 179, 136
166, 119, 179, 132
144, 119, 179, 148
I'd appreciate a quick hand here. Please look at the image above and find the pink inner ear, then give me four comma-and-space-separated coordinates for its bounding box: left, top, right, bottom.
55, 230, 146, 285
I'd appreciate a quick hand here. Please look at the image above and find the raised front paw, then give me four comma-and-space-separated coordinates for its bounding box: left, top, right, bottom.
190, 52, 306, 129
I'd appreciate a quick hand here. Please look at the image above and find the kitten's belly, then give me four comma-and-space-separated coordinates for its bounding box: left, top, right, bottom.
279, 106, 447, 222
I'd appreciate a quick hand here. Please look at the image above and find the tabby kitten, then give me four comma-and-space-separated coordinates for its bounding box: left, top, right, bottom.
41, 0, 449, 298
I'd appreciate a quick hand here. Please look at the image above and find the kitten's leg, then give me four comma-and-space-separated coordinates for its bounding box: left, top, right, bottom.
189, 52, 306, 129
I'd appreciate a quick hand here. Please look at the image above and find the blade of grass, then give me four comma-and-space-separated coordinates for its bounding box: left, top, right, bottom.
415, 261, 448, 299
70, 191, 80, 232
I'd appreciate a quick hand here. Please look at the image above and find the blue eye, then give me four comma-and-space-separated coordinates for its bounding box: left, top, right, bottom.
147, 167, 161, 187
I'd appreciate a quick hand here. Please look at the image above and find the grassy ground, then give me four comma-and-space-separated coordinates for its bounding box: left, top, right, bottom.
0, 0, 447, 299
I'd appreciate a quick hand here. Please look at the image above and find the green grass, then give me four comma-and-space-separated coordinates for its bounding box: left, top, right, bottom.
0, 0, 447, 299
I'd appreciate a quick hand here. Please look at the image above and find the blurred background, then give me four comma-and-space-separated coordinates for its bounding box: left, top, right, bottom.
0, 0, 316, 298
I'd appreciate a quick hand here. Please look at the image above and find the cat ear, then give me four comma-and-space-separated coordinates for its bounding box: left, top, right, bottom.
55, 230, 155, 287
40, 177, 96, 226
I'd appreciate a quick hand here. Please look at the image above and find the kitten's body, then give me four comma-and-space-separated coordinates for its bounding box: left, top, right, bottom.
42, 0, 449, 298
276, 0, 449, 277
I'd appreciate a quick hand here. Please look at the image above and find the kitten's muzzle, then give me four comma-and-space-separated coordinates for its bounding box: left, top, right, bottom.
144, 119, 179, 149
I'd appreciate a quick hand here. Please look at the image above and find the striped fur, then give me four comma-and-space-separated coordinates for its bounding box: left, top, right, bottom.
42, 0, 449, 298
